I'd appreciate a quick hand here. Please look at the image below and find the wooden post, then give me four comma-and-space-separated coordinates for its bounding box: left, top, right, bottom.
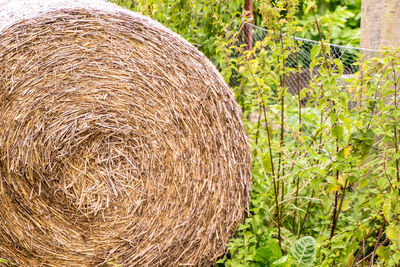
243, 0, 253, 51
361, 0, 400, 59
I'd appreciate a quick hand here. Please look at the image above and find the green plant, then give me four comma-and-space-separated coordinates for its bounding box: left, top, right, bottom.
296, 0, 361, 46
111, 0, 243, 64
0, 258, 12, 267
215, 0, 400, 266
290, 236, 316, 266
112, 0, 400, 265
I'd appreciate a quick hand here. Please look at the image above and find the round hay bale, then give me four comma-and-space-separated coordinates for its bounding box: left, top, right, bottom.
0, 0, 251, 266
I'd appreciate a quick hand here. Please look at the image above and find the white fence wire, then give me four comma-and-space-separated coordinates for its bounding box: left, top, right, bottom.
243, 22, 380, 98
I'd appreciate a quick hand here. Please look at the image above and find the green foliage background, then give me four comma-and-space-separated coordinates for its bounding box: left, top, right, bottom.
111, 0, 400, 266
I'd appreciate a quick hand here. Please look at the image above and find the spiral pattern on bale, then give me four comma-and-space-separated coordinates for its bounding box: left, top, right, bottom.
0, 0, 251, 266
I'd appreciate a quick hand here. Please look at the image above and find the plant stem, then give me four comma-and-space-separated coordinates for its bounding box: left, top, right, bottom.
293, 42, 302, 232
335, 179, 349, 224
391, 60, 400, 195
245, 57, 281, 245
278, 28, 286, 229
369, 219, 386, 267
255, 103, 262, 145
312, 7, 342, 244
262, 103, 281, 246
298, 191, 314, 237
355, 238, 388, 266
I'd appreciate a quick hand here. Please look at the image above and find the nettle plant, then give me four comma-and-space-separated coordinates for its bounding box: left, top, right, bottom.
215, 0, 400, 266
112, 0, 400, 265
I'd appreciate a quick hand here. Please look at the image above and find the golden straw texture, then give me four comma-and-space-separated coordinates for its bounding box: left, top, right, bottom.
0, 5, 251, 267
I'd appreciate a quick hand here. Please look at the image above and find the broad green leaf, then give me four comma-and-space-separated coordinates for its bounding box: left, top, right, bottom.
267, 240, 282, 259
377, 245, 391, 262
290, 236, 316, 266
254, 247, 273, 263
273, 255, 290, 267
333, 58, 344, 75
262, 154, 272, 173
332, 125, 344, 140
310, 45, 321, 62
338, 175, 346, 187
386, 225, 399, 241
383, 199, 392, 223
254, 240, 282, 263
341, 199, 350, 211
343, 146, 352, 159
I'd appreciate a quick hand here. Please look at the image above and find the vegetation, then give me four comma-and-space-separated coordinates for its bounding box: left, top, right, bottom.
113, 0, 400, 266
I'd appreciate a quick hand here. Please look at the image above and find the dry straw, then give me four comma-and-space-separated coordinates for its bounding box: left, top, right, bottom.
0, 0, 251, 266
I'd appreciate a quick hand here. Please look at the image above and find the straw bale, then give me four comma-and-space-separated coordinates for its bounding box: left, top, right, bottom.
0, 0, 251, 266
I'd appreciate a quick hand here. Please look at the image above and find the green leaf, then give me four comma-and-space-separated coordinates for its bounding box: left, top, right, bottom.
290, 236, 316, 266
254, 240, 282, 263
310, 178, 322, 192
267, 239, 282, 259
262, 153, 272, 173
332, 125, 344, 140
254, 247, 273, 263
304, 1, 317, 14
272, 255, 290, 267
386, 225, 399, 241
310, 45, 321, 62
0, 258, 11, 267
333, 58, 344, 75
377, 245, 391, 262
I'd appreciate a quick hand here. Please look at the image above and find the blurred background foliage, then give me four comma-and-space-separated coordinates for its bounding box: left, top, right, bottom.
112, 0, 361, 61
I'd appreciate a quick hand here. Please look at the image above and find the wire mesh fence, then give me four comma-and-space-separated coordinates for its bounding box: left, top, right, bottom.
241, 22, 379, 99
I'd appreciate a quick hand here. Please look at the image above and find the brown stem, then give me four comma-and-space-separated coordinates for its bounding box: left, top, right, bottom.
293, 44, 302, 232
335, 179, 349, 224
355, 238, 388, 266
369, 219, 386, 267
329, 189, 339, 241
298, 191, 314, 237
312, 9, 330, 70
391, 60, 400, 195
255, 103, 262, 145
278, 28, 286, 227
262, 103, 281, 245
352, 217, 377, 266
312, 7, 342, 245
245, 58, 281, 245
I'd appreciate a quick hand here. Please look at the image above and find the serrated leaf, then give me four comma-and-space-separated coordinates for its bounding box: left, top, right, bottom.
254, 247, 273, 262
359, 178, 369, 188
327, 181, 341, 193
341, 199, 350, 211
290, 236, 316, 266
333, 58, 344, 75
267, 239, 282, 259
378, 177, 388, 190
305, 1, 317, 14
254, 240, 282, 263
344, 146, 352, 159
377, 245, 391, 261
310, 178, 322, 192
338, 174, 346, 187
262, 154, 272, 173
386, 225, 398, 241
332, 125, 344, 140
383, 199, 392, 223
273, 255, 289, 266
310, 45, 321, 62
